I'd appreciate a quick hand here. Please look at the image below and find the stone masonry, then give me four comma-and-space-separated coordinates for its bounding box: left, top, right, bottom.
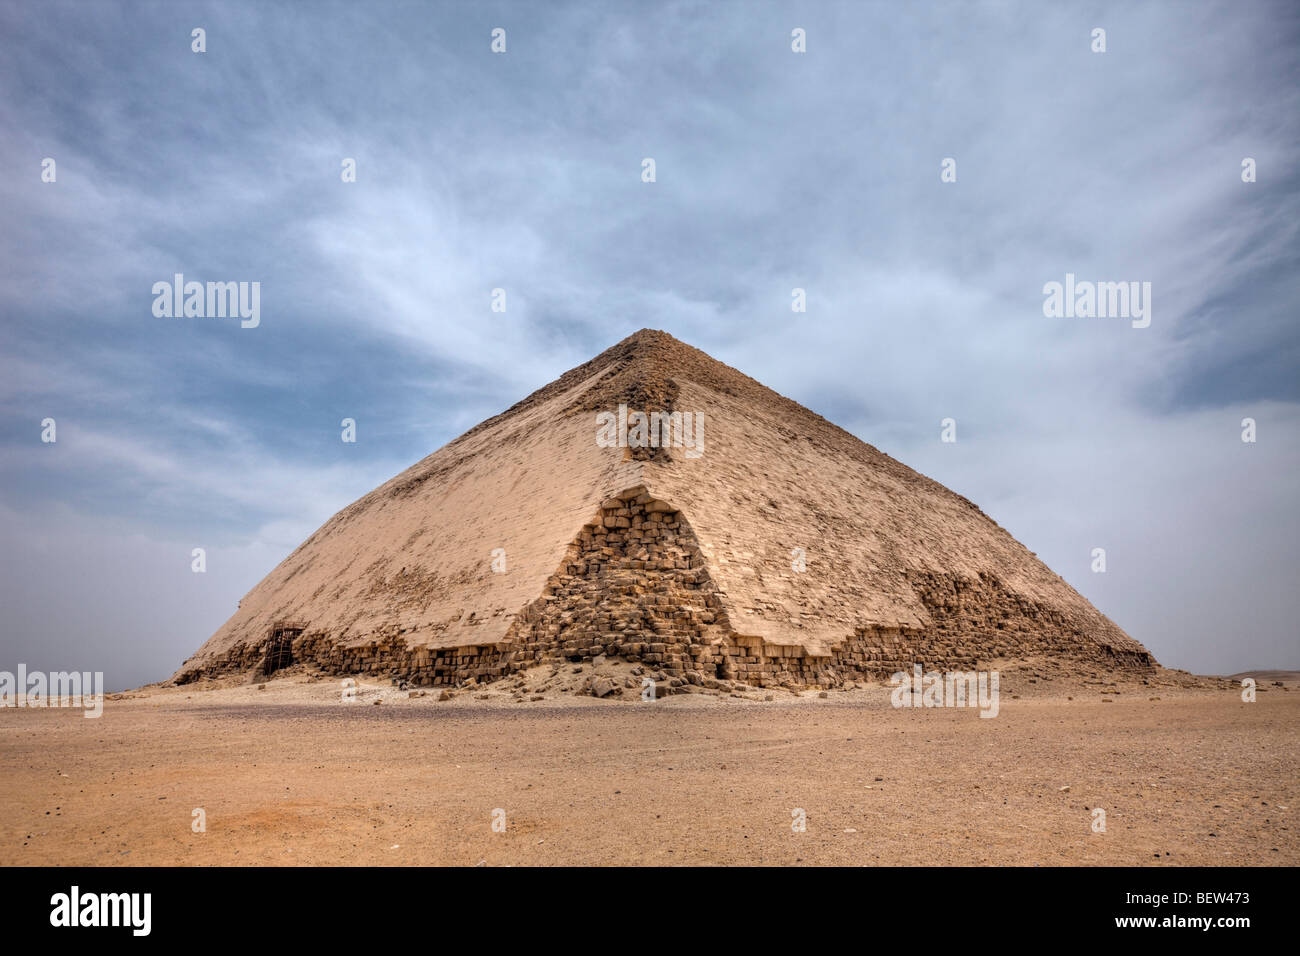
176, 485, 1153, 690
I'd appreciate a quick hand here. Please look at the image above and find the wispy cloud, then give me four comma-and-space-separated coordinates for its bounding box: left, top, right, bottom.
1, 0, 1296, 683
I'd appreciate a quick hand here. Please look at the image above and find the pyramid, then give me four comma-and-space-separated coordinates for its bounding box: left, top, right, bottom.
175, 330, 1154, 689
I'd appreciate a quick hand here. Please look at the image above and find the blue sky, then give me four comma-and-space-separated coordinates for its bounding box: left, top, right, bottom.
1, 0, 1297, 689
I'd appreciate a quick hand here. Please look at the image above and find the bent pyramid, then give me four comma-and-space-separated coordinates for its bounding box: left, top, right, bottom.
176, 329, 1154, 689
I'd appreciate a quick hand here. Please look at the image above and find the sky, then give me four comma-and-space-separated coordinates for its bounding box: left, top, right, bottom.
1, 0, 1297, 690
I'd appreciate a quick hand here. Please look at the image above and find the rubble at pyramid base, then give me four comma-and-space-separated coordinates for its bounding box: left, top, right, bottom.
176, 486, 1154, 694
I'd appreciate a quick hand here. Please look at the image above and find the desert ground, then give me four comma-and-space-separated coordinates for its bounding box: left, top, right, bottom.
2, 663, 1295, 866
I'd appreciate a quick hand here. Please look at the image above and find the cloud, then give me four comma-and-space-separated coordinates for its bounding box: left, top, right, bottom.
0, 0, 1296, 681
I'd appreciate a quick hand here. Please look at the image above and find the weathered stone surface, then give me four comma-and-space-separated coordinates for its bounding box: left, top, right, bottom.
174, 330, 1155, 690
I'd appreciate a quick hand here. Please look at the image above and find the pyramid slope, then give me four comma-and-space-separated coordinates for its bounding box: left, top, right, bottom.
176, 330, 1152, 685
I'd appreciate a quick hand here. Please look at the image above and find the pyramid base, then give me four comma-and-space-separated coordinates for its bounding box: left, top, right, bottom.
176, 489, 1153, 690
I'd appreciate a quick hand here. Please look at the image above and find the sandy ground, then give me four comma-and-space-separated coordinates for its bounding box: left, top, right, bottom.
1, 666, 1295, 866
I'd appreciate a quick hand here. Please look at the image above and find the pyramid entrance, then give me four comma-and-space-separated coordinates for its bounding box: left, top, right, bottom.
258, 622, 302, 676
